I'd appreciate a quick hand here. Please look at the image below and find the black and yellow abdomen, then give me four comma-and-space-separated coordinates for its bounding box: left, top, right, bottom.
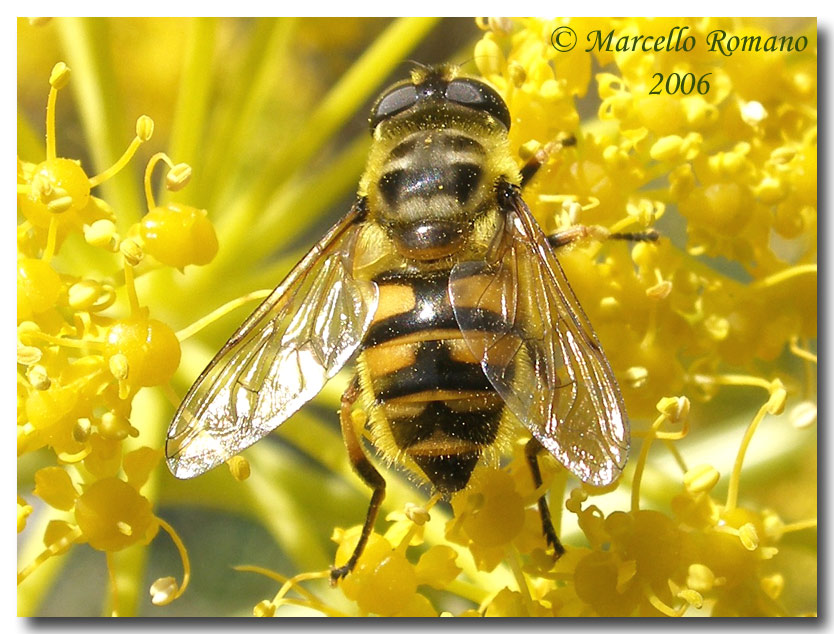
357, 269, 511, 494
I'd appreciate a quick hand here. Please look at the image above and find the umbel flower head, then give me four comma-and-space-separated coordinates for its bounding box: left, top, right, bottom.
18, 17, 814, 617
17, 56, 216, 615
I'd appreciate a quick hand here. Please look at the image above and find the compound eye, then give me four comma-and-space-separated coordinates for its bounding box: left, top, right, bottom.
445, 78, 511, 130
369, 83, 419, 132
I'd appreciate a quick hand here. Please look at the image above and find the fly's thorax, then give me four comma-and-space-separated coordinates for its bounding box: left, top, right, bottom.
359, 111, 519, 262
352, 208, 504, 282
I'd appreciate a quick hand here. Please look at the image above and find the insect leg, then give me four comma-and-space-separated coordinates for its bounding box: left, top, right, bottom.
517, 137, 658, 247
519, 135, 576, 188
330, 375, 386, 585
546, 225, 659, 250
525, 437, 565, 558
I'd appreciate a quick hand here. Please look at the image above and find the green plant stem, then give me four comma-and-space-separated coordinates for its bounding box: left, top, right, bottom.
167, 18, 218, 191
105, 389, 172, 616
17, 110, 44, 161
55, 17, 142, 223
199, 18, 299, 210
243, 444, 334, 573
222, 135, 371, 285
157, 134, 369, 325
17, 509, 72, 616
211, 17, 439, 274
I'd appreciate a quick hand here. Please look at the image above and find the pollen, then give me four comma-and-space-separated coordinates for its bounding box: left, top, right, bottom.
119, 238, 145, 267
49, 62, 71, 89
404, 502, 430, 525
740, 100, 767, 126
165, 163, 192, 191
253, 600, 277, 617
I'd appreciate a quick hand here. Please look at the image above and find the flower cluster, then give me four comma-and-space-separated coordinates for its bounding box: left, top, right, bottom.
17, 17, 815, 617
473, 17, 816, 419
252, 385, 811, 616
242, 17, 815, 617
17, 61, 218, 615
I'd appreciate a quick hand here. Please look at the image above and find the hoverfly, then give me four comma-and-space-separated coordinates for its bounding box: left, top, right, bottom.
167, 64, 636, 583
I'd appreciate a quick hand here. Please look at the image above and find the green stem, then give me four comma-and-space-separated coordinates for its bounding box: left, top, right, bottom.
160, 133, 368, 323
222, 135, 370, 284
168, 18, 218, 195
247, 16, 439, 208
243, 444, 334, 573
725, 401, 770, 512
212, 17, 439, 272
108, 545, 148, 617
16, 509, 72, 616
55, 17, 142, 223
508, 549, 534, 613
631, 414, 666, 512
750, 263, 816, 291
445, 579, 490, 606
200, 18, 299, 210
109, 389, 172, 616
18, 110, 44, 162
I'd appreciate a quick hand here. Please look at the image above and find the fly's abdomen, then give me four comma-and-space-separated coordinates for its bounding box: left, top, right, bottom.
358, 269, 509, 494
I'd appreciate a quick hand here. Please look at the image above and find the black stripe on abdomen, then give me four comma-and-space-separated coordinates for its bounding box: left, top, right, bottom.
373, 340, 492, 401
388, 400, 503, 449
365, 269, 508, 348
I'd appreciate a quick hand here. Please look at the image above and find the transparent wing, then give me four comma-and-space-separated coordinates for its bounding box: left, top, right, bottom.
166, 204, 378, 479
449, 193, 628, 486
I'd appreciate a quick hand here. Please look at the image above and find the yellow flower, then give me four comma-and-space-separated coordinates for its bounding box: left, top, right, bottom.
18, 17, 815, 617
17, 54, 204, 615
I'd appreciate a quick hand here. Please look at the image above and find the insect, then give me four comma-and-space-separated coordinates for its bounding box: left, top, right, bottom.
166, 63, 637, 584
